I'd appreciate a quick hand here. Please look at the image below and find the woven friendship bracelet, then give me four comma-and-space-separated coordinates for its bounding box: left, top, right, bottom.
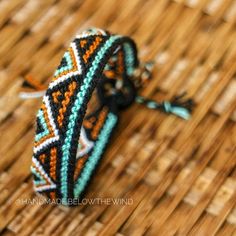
30, 28, 194, 206
31, 28, 139, 205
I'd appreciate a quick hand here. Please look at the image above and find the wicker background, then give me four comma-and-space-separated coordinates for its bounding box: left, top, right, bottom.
0, 0, 236, 235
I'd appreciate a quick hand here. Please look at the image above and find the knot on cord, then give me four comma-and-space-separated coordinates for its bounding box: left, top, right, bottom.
135, 92, 194, 120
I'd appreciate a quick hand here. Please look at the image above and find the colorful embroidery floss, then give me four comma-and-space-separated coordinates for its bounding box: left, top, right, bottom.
31, 28, 139, 205
29, 28, 193, 206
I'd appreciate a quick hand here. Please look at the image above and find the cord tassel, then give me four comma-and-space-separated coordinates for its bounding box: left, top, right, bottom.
135, 93, 194, 120
163, 101, 191, 120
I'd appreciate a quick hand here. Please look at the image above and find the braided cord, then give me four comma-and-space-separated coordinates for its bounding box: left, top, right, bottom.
135, 95, 193, 120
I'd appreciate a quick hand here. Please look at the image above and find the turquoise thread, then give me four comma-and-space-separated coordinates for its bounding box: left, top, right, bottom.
169, 106, 191, 120
35, 110, 50, 142
163, 101, 171, 112
74, 113, 117, 197
60, 36, 121, 202
136, 97, 191, 120
31, 166, 46, 186
124, 43, 135, 76
163, 101, 191, 120
54, 52, 73, 76
146, 101, 158, 109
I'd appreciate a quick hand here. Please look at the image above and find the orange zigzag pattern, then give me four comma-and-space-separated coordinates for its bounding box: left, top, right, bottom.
57, 81, 77, 127
83, 36, 102, 63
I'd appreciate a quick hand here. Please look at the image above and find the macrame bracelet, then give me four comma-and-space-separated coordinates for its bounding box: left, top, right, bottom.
30, 28, 194, 206
31, 28, 139, 205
